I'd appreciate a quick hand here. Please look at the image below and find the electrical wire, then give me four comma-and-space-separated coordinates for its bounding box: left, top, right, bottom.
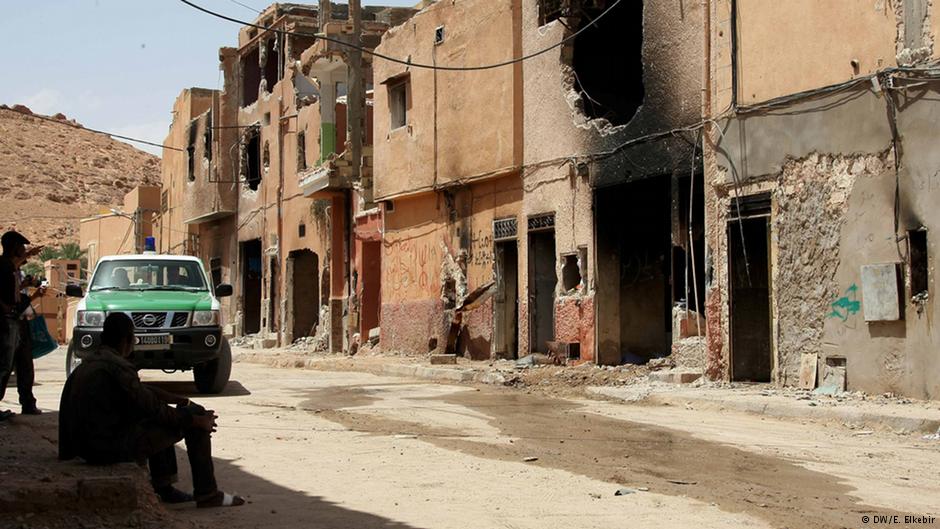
226, 0, 262, 15
0, 107, 184, 152
178, 0, 624, 71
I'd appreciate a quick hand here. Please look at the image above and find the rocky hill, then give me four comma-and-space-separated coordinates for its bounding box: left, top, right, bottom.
0, 104, 160, 248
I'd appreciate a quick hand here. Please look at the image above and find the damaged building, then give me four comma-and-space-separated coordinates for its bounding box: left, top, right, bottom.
159, 2, 415, 351
702, 0, 940, 399
373, 0, 704, 363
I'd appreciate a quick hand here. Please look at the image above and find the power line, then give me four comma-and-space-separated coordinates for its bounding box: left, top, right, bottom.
0, 107, 184, 152
178, 0, 623, 71
226, 0, 262, 15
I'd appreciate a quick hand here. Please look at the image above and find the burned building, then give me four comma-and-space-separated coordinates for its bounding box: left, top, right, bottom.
373, 0, 703, 363
702, 0, 940, 399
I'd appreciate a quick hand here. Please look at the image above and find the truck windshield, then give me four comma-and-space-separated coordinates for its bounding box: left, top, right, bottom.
90, 260, 208, 292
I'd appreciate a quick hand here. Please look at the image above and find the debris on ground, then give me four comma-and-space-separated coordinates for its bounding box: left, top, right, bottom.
614, 488, 636, 496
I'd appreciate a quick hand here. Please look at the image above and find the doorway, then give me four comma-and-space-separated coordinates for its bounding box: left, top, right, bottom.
360, 241, 382, 336
728, 202, 773, 382
241, 239, 262, 335
494, 240, 519, 359
287, 249, 319, 341
595, 177, 672, 364
528, 220, 556, 353
268, 256, 279, 334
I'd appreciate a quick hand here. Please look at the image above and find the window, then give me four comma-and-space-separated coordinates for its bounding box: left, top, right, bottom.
161, 190, 169, 213
909, 229, 928, 297
210, 257, 222, 290
204, 110, 213, 163
299, 223, 306, 238
241, 46, 261, 107
187, 121, 198, 182
297, 130, 307, 171
389, 81, 408, 130
244, 130, 262, 191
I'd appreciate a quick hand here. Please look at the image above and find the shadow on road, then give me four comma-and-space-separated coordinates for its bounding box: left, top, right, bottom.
145, 380, 252, 398
171, 447, 426, 529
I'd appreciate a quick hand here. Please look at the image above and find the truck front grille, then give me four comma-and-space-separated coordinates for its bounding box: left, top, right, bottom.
132, 312, 166, 328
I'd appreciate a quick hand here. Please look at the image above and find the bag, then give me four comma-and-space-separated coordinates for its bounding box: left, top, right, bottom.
29, 317, 58, 359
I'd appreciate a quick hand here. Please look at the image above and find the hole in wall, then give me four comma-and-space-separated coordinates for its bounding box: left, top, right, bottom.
569, 0, 644, 126
909, 228, 928, 298
244, 129, 262, 191
562, 253, 582, 291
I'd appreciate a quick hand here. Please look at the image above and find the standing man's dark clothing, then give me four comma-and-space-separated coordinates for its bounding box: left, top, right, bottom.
0, 253, 21, 418
0, 319, 36, 410
59, 347, 216, 499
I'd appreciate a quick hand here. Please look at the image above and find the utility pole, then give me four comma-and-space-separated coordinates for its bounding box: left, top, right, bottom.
348, 0, 365, 192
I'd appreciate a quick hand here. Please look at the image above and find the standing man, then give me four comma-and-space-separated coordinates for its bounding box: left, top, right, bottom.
59, 312, 245, 508
7, 272, 47, 415
0, 230, 32, 421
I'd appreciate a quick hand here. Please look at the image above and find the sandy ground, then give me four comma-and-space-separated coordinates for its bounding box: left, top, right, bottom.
5, 350, 939, 529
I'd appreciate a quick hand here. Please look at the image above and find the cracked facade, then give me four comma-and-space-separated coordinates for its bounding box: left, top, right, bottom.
704, 0, 940, 399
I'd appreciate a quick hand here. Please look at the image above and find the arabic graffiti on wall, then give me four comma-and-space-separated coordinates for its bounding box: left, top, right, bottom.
828, 284, 860, 321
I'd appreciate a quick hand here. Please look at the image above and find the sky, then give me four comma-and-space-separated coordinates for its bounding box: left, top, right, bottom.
0, 0, 416, 156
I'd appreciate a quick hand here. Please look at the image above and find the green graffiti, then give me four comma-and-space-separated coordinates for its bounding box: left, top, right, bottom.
828, 284, 860, 321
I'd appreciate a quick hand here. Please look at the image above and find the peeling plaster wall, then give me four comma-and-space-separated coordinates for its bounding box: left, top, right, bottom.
381, 175, 522, 357
705, 81, 940, 399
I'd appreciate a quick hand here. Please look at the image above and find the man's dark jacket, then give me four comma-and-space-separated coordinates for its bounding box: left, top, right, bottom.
59, 346, 193, 463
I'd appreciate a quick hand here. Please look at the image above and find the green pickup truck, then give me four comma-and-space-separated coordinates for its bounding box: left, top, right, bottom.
66, 253, 234, 394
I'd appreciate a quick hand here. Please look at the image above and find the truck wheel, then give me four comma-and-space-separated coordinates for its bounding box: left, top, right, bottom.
66, 341, 82, 377
194, 338, 232, 394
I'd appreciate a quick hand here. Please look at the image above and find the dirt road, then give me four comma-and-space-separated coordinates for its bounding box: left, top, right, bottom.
14, 351, 940, 529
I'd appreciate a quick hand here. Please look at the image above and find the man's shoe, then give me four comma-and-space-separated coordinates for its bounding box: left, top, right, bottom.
0, 410, 14, 421
156, 486, 194, 504
21, 406, 41, 415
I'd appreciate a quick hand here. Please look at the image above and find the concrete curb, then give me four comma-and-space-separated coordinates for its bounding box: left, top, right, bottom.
234, 352, 479, 384
590, 387, 940, 433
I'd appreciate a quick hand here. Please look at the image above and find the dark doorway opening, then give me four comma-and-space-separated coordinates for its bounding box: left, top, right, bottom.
288, 249, 319, 341
268, 256, 279, 334
241, 239, 262, 335
360, 241, 382, 336
571, 0, 644, 125
494, 240, 519, 359
595, 176, 672, 364
729, 212, 773, 382
674, 173, 707, 316
528, 225, 556, 353
244, 130, 262, 191
241, 46, 261, 107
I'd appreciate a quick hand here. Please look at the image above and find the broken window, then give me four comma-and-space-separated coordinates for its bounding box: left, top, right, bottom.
909, 229, 928, 297
538, 0, 564, 26
570, 0, 644, 126
262, 140, 270, 171
297, 130, 307, 172
241, 46, 261, 107
389, 80, 408, 130
204, 111, 212, 163
187, 122, 197, 182
562, 253, 582, 291
244, 130, 262, 191
261, 37, 279, 93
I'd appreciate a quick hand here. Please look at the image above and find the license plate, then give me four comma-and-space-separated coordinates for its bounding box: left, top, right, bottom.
136, 334, 170, 346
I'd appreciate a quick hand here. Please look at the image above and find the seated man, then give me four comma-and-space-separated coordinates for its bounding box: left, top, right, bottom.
112, 268, 130, 288
59, 312, 244, 508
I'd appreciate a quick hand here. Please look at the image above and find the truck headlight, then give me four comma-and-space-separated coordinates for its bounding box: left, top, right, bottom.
191, 310, 220, 327
76, 311, 105, 327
